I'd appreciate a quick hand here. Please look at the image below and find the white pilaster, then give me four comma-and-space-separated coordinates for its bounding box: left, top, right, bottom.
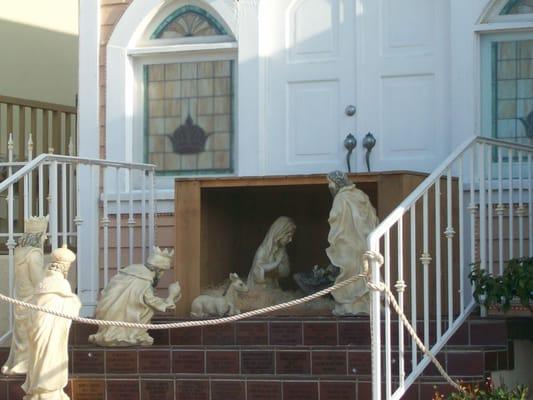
77, 0, 100, 317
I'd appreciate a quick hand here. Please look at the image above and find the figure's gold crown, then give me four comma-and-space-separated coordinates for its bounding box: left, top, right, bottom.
25, 215, 49, 234
146, 246, 175, 270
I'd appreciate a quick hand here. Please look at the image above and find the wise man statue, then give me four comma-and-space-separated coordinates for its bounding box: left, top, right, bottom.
22, 244, 80, 400
2, 215, 49, 376
326, 171, 379, 316
89, 247, 181, 346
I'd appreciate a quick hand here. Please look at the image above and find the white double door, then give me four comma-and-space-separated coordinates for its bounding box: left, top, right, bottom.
261, 0, 450, 175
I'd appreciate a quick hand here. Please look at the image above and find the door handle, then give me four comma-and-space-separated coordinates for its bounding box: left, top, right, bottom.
344, 133, 357, 173
345, 105, 356, 117
362, 132, 376, 172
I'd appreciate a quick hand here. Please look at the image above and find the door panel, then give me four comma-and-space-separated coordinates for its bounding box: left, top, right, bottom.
262, 0, 356, 175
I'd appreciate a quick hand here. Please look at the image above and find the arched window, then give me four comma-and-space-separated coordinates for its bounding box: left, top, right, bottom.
132, 4, 236, 177
480, 1, 533, 144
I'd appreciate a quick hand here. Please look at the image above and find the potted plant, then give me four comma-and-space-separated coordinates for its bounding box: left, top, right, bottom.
433, 380, 529, 400
469, 257, 533, 317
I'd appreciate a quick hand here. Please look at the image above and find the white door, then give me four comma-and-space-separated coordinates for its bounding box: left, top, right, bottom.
355, 0, 451, 172
261, 0, 450, 174
261, 0, 357, 175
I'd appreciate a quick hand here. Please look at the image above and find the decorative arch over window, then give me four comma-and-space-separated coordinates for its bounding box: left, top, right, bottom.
151, 5, 228, 39
501, 0, 533, 15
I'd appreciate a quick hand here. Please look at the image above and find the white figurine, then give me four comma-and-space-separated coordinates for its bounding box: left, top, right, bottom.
89, 247, 180, 346
326, 171, 379, 316
2, 216, 49, 376
22, 245, 81, 400
246, 216, 296, 290
191, 273, 249, 318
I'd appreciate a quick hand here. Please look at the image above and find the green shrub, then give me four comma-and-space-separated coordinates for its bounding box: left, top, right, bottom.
469, 257, 533, 312
433, 380, 529, 400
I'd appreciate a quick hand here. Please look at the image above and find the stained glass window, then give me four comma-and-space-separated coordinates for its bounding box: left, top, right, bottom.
145, 61, 234, 174
491, 39, 533, 144
501, 0, 533, 14
152, 5, 226, 39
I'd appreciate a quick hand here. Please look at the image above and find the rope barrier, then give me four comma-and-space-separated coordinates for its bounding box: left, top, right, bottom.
0, 249, 463, 393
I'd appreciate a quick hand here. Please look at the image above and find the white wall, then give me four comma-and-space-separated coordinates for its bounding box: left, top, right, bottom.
0, 0, 79, 106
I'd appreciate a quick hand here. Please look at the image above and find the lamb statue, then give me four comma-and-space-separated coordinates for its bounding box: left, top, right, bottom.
190, 273, 248, 318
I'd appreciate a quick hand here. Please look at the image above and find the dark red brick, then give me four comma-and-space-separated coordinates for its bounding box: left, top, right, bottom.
276, 351, 310, 374
320, 381, 355, 400
203, 324, 235, 345
172, 350, 204, 374
348, 351, 371, 375
106, 351, 138, 374
422, 353, 446, 376
7, 381, 24, 400
236, 323, 268, 345
170, 326, 202, 346
447, 352, 484, 376
270, 323, 302, 345
311, 351, 347, 375
211, 380, 245, 400
470, 322, 507, 346
484, 351, 498, 371
141, 380, 173, 400
448, 323, 469, 345
73, 350, 105, 374
75, 324, 99, 346
357, 381, 371, 399
303, 323, 337, 346
247, 381, 281, 400
0, 381, 6, 400
283, 381, 318, 400
107, 380, 139, 400
241, 351, 274, 374
139, 350, 171, 374
206, 351, 239, 374
176, 380, 209, 400
339, 322, 370, 345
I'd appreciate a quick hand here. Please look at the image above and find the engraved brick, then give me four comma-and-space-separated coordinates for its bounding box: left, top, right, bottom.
173, 350, 204, 374
211, 381, 245, 400
283, 381, 318, 400
270, 323, 302, 346
304, 323, 337, 346
276, 351, 310, 375
203, 324, 235, 345
320, 381, 355, 400
241, 351, 274, 374
206, 351, 239, 374
73, 350, 105, 374
106, 351, 138, 374
141, 380, 174, 400
312, 351, 347, 375
339, 322, 370, 345
170, 326, 202, 345
72, 380, 106, 400
176, 380, 209, 400
236, 323, 268, 345
107, 380, 139, 400
348, 351, 371, 375
139, 350, 171, 374
247, 381, 281, 400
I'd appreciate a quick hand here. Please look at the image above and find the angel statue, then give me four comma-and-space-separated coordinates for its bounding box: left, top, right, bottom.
89, 247, 181, 346
246, 216, 296, 290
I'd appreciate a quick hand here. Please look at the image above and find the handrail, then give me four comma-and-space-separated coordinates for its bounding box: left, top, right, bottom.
0, 95, 76, 114
368, 136, 533, 241
0, 153, 156, 195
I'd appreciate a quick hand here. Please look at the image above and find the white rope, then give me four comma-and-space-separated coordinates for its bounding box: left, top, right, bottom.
0, 249, 463, 393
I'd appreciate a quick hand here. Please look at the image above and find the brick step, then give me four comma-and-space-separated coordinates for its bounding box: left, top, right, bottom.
69, 316, 510, 348
1, 375, 487, 400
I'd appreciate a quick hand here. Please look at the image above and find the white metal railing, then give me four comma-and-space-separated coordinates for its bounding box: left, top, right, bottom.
368, 136, 533, 400
0, 138, 156, 341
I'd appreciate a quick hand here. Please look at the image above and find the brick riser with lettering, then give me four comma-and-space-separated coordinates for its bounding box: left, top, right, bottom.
0, 316, 512, 400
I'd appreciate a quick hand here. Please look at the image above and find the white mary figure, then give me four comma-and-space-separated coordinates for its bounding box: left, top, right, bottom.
22, 245, 80, 400
247, 216, 296, 290
89, 247, 181, 346
2, 216, 49, 376
326, 171, 379, 316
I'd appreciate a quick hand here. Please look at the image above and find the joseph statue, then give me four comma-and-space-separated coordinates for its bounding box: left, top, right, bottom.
326, 171, 379, 316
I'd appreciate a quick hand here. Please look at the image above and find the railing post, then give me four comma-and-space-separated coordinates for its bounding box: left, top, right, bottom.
369, 236, 382, 400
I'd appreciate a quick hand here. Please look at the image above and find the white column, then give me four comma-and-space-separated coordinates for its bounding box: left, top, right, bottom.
77, 0, 100, 317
